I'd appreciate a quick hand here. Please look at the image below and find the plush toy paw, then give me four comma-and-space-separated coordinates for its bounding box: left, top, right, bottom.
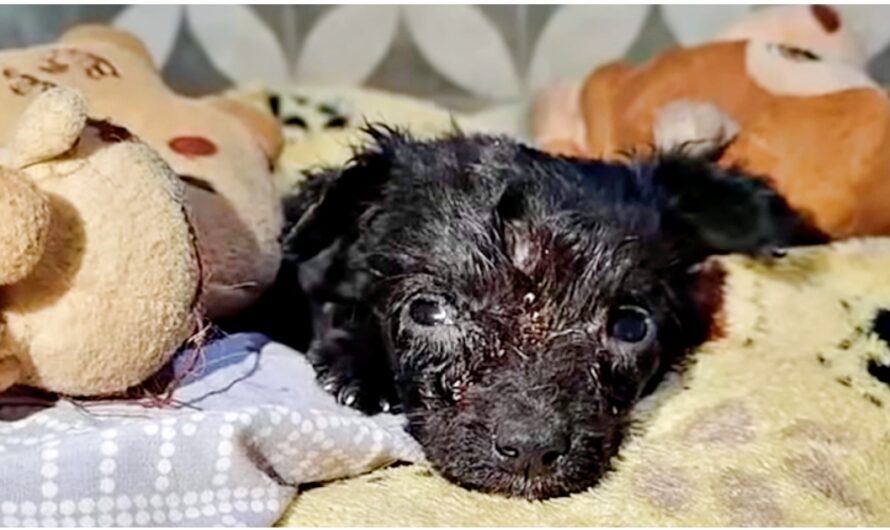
7, 87, 87, 168
0, 167, 50, 285
653, 100, 739, 159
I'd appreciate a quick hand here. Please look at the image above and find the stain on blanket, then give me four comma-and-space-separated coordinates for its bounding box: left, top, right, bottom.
717, 470, 784, 526
786, 449, 870, 512
781, 419, 856, 449
633, 463, 692, 513
685, 399, 755, 445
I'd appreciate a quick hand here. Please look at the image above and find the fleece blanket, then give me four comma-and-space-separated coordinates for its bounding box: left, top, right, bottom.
0, 333, 421, 527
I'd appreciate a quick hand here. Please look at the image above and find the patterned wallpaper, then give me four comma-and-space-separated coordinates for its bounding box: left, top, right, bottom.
1, 5, 889, 112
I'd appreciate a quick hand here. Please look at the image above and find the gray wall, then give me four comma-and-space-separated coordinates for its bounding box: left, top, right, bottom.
1, 5, 888, 112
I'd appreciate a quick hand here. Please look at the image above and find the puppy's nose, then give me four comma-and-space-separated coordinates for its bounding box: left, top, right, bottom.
493, 422, 570, 477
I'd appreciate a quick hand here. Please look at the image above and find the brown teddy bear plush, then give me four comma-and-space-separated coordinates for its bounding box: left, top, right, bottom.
532, 6, 890, 240
0, 25, 285, 319
0, 86, 200, 396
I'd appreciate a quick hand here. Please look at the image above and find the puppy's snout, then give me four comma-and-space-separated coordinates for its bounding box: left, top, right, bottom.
493, 420, 570, 477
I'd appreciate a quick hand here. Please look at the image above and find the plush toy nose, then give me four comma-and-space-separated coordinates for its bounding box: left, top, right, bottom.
493, 421, 570, 478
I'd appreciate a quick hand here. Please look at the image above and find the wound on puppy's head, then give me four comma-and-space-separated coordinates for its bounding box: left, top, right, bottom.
496, 181, 540, 276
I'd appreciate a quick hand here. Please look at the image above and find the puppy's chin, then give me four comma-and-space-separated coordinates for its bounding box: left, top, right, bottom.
439, 465, 592, 500
406, 408, 621, 500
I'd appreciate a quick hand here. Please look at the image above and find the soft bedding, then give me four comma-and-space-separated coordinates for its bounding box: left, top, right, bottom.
0, 333, 422, 527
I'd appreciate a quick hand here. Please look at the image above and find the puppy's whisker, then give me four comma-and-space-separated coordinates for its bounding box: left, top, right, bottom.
547, 328, 588, 341
509, 344, 528, 360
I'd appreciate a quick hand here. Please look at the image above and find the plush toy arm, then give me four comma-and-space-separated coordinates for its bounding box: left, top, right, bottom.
0, 167, 50, 285
0, 169, 47, 394
0, 354, 21, 393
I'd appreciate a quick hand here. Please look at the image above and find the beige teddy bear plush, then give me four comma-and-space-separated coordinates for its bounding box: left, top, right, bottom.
0, 87, 200, 396
0, 25, 285, 319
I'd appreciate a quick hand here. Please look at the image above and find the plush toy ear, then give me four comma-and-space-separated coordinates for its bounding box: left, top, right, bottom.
60, 25, 155, 68
281, 128, 398, 262
652, 155, 825, 257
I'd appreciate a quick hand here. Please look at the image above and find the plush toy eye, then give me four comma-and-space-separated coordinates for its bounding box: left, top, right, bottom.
409, 297, 453, 327
608, 306, 654, 344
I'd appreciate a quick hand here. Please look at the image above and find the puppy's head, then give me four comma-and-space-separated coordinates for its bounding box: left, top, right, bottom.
287, 129, 818, 499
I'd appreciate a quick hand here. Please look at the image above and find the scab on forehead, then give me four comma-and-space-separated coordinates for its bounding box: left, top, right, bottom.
507, 226, 539, 277
502, 221, 553, 281
495, 178, 545, 278
518, 304, 551, 350
509, 283, 557, 354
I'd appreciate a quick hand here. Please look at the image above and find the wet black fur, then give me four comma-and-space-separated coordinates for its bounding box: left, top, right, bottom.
238, 128, 821, 499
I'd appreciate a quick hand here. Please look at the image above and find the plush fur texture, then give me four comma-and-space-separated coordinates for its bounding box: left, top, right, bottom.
264, 129, 819, 499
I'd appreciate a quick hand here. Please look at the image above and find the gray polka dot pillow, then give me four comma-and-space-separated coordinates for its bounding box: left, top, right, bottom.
0, 333, 422, 527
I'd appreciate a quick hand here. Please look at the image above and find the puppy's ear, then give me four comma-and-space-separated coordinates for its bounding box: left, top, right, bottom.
652, 155, 825, 257
282, 127, 401, 261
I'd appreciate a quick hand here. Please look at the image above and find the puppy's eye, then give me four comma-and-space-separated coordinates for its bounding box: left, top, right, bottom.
608, 306, 654, 344
409, 297, 453, 327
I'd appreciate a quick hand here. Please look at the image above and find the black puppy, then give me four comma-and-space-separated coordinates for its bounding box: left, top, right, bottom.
263, 128, 819, 499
